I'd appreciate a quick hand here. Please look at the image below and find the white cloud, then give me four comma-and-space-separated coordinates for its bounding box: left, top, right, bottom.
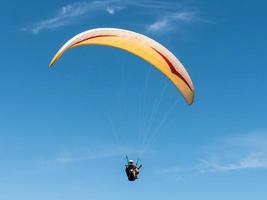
105, 6, 125, 15
146, 11, 195, 33
41, 146, 143, 168
13, 146, 145, 176
106, 7, 115, 15
147, 18, 169, 32
23, 0, 197, 34
23, 1, 120, 34
201, 152, 267, 173
199, 132, 267, 173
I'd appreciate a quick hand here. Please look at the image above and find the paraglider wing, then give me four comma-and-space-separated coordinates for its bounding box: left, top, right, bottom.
49, 28, 195, 105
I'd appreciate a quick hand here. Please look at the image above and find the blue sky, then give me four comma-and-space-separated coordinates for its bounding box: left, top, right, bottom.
1, 0, 267, 199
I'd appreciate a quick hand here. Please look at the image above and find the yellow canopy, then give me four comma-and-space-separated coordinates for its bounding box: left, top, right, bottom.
49, 28, 195, 105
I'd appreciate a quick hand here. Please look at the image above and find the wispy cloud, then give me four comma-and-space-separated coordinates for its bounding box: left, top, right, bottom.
22, 0, 198, 34
146, 11, 195, 33
13, 146, 144, 176
42, 146, 141, 167
199, 132, 267, 173
200, 152, 267, 173
23, 1, 123, 34
105, 6, 125, 15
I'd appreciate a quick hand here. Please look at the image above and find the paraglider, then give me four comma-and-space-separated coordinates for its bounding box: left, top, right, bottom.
49, 28, 195, 181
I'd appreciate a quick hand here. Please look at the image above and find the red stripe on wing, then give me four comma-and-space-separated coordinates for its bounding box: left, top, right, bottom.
151, 47, 193, 91
72, 34, 117, 46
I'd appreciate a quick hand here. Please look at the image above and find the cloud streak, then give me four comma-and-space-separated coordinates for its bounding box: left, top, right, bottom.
105, 5, 125, 15
43, 146, 141, 166
23, 0, 198, 34
146, 11, 195, 33
201, 152, 267, 173
23, 1, 122, 34
199, 132, 267, 173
